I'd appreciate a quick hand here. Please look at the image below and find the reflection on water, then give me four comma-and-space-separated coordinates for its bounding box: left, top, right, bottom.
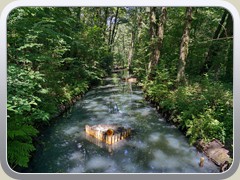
26, 76, 219, 173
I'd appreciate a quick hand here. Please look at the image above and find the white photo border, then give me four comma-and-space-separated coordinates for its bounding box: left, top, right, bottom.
0, 0, 239, 179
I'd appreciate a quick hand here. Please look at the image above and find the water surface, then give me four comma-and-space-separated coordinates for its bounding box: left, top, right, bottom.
26, 76, 219, 173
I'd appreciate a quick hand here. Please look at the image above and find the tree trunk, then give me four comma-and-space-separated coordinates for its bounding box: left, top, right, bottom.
109, 8, 119, 52
101, 8, 109, 39
127, 8, 139, 71
214, 10, 228, 39
177, 7, 193, 85
201, 10, 233, 80
108, 15, 113, 47
149, 7, 157, 39
201, 10, 228, 74
127, 31, 134, 70
77, 7, 82, 22
137, 13, 143, 41
148, 7, 167, 80
225, 41, 233, 81
219, 11, 233, 38
219, 11, 233, 81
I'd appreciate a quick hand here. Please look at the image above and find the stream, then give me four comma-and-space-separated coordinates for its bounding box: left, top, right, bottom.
25, 74, 219, 173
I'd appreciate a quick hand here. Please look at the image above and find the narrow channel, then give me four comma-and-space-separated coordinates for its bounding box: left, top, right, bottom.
25, 73, 219, 173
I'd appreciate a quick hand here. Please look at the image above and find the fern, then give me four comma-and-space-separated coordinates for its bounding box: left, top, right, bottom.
7, 123, 38, 168
8, 125, 38, 140
7, 140, 36, 168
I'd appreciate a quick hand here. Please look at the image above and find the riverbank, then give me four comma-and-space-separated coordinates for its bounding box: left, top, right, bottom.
114, 71, 232, 171
134, 76, 233, 172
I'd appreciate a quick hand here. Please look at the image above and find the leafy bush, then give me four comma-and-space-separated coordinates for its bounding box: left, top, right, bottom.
185, 109, 225, 145
142, 72, 232, 146
7, 65, 46, 168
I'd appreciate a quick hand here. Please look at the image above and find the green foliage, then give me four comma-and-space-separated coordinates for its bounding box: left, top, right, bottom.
7, 7, 112, 169
8, 141, 36, 168
142, 71, 232, 146
7, 64, 46, 168
144, 68, 174, 102
185, 109, 225, 145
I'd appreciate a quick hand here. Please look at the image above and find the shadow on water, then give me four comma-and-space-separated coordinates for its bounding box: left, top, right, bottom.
25, 74, 219, 173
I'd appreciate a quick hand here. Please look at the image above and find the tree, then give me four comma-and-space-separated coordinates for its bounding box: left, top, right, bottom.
127, 7, 139, 71
148, 7, 167, 80
108, 7, 120, 52
177, 7, 193, 85
7, 7, 112, 169
200, 10, 230, 75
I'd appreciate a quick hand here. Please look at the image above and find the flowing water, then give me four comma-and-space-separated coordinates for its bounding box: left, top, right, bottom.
26, 74, 219, 173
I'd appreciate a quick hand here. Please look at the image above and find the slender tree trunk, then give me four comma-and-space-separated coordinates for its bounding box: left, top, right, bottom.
201, 10, 233, 80
121, 33, 126, 68
113, 22, 119, 44
104, 8, 109, 24
201, 10, 228, 74
225, 40, 233, 82
102, 8, 109, 39
148, 7, 156, 79
219, 11, 233, 80
110, 8, 119, 47
127, 9, 139, 71
154, 7, 167, 66
77, 7, 82, 22
108, 16, 113, 47
127, 31, 134, 70
214, 10, 228, 39
177, 7, 193, 85
108, 8, 119, 52
219, 11, 233, 38
148, 7, 167, 80
149, 7, 157, 39
137, 15, 143, 40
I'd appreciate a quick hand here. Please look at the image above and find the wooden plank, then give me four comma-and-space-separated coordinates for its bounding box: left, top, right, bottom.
85, 124, 131, 145
196, 139, 231, 170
